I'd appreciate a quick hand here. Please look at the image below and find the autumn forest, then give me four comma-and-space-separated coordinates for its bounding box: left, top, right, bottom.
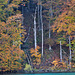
0, 0, 75, 73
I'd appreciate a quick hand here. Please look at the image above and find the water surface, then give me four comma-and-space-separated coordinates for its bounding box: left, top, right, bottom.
4, 73, 75, 75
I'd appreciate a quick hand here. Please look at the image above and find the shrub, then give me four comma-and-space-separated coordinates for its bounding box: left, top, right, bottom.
24, 64, 32, 71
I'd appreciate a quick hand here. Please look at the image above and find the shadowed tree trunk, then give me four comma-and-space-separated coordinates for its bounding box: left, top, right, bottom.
40, 1, 43, 57
60, 41, 62, 62
40, 0, 42, 30
49, 8, 51, 51
38, 0, 40, 30
49, 0, 53, 50
19, 5, 24, 49
69, 36, 71, 69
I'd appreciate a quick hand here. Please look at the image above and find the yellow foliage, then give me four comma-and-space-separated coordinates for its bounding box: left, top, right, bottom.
0, 0, 27, 72
51, 59, 67, 69
24, 64, 32, 71
30, 46, 41, 65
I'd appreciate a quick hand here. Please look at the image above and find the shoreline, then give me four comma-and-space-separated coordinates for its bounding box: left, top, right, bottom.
0, 70, 75, 74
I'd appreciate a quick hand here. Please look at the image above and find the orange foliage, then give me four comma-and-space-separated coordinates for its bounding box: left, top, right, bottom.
52, 0, 75, 37
0, 0, 28, 72
51, 59, 67, 69
0, 7, 26, 73
0, 44, 26, 72
30, 46, 41, 65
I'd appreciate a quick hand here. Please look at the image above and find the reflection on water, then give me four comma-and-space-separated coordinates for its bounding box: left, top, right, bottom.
3, 73, 75, 75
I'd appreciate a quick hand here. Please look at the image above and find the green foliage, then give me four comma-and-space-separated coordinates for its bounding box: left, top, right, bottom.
0, 0, 23, 21
24, 64, 32, 71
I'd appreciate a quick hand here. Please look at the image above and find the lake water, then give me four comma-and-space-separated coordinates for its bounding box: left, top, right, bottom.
4, 73, 75, 75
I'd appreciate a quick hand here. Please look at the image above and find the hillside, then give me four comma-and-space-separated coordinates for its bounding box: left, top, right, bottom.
0, 0, 75, 73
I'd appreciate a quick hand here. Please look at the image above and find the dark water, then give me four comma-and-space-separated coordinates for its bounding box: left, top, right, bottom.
3, 73, 75, 75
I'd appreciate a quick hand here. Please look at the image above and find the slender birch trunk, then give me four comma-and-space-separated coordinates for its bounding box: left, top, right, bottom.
50, 8, 53, 17
49, 0, 53, 50
42, 23, 43, 57
49, 8, 51, 50
40, 1, 43, 57
40, 0, 42, 30
51, 0, 53, 17
38, 0, 40, 30
60, 41, 62, 62
24, 27, 31, 43
19, 33, 21, 49
69, 36, 71, 69
34, 8, 37, 49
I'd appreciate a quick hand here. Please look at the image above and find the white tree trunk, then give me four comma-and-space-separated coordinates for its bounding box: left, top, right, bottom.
49, 0, 53, 51
19, 33, 21, 49
49, 20, 51, 50
40, 1, 42, 30
24, 27, 31, 43
60, 41, 62, 62
51, 0, 53, 18
42, 22, 43, 57
38, 0, 40, 30
40, 2, 43, 57
49, 8, 51, 51
69, 36, 71, 69
34, 8, 37, 49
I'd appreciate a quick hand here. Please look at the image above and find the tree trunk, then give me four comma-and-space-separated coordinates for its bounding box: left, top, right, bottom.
60, 41, 62, 62
28, 1, 30, 10
49, 8, 51, 51
51, 0, 53, 18
24, 27, 31, 43
34, 8, 37, 49
40, 1, 43, 57
40, 0, 42, 30
69, 36, 71, 69
42, 22, 43, 57
38, 0, 40, 30
49, 0, 53, 50
19, 5, 24, 49
19, 33, 21, 49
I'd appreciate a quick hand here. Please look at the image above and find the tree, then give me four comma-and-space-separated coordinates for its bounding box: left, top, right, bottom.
60, 41, 62, 62
38, 0, 40, 30
69, 36, 71, 69
52, 0, 75, 68
40, 0, 44, 57
34, 8, 37, 49
48, 0, 53, 50
42, 0, 65, 51
0, 0, 27, 72
30, 46, 41, 66
0, 0, 23, 22
0, 14, 26, 72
